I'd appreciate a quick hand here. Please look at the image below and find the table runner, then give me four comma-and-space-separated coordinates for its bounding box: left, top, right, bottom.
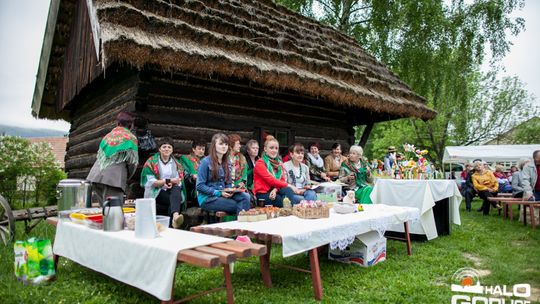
203, 204, 419, 257
53, 221, 229, 301
370, 179, 462, 240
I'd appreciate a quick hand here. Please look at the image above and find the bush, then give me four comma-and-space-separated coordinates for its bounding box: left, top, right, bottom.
0, 136, 66, 207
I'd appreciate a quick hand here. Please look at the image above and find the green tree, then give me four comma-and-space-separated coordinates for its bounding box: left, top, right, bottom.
511, 117, 540, 144
0, 136, 66, 207
277, 0, 534, 164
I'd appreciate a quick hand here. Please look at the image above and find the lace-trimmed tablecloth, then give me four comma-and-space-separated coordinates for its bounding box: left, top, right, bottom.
53, 221, 230, 301
203, 204, 419, 257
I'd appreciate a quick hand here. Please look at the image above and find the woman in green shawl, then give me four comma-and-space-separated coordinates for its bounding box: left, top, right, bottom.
140, 137, 186, 228
228, 134, 248, 188
339, 145, 373, 204
87, 111, 138, 205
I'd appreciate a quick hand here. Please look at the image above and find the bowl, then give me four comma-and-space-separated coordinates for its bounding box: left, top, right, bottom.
156, 215, 170, 228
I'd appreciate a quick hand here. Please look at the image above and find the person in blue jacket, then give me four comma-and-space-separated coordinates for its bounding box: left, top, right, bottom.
196, 133, 251, 215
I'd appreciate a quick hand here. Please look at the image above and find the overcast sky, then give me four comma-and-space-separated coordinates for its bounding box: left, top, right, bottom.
0, 0, 538, 132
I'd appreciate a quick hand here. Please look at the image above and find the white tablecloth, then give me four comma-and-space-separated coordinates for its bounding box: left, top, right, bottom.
203, 204, 419, 257
370, 179, 462, 240
53, 221, 229, 301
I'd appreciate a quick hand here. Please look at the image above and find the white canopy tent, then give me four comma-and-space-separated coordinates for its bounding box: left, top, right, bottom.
443, 144, 540, 165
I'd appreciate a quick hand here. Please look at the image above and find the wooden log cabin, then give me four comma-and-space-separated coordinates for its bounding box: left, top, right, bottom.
32, 0, 436, 197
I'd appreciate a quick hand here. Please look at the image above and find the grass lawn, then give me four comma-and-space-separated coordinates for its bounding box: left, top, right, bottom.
1, 199, 539, 303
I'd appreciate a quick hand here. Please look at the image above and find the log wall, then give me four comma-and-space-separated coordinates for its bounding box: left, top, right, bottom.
137, 71, 358, 156
64, 68, 372, 194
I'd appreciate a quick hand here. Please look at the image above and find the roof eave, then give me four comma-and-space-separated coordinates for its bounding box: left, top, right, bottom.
32, 0, 61, 119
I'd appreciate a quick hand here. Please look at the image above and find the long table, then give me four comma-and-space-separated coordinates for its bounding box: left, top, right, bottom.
192, 204, 420, 301
47, 217, 266, 303
370, 179, 462, 240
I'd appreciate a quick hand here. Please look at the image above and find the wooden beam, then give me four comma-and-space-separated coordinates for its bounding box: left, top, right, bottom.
358, 123, 374, 148
194, 246, 236, 264
210, 243, 252, 258
177, 249, 220, 268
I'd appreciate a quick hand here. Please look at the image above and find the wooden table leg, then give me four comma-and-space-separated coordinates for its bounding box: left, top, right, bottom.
404, 222, 412, 256
529, 205, 536, 230
509, 204, 514, 220
53, 254, 60, 272
223, 263, 234, 304
259, 239, 273, 288
523, 204, 528, 226
308, 248, 323, 301
503, 203, 508, 220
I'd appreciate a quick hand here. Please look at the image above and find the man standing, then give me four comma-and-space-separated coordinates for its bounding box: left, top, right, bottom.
522, 150, 540, 201
383, 146, 396, 175
87, 111, 138, 205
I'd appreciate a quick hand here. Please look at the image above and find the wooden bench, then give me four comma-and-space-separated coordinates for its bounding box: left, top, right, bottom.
201, 210, 230, 224
46, 217, 266, 303
487, 198, 539, 230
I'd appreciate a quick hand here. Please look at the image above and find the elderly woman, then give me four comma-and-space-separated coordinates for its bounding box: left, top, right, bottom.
253, 135, 300, 207
284, 143, 318, 202
338, 145, 373, 204
324, 143, 347, 180
306, 142, 330, 182
472, 161, 500, 215
228, 134, 248, 189
511, 158, 530, 198
140, 137, 186, 228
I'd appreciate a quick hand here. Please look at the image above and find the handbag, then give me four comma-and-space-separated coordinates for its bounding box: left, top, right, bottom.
137, 129, 157, 152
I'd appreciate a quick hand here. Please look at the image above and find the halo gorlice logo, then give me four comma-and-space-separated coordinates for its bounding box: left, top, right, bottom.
450, 268, 532, 304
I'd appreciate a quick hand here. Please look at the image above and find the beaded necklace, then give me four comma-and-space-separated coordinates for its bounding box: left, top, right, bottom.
293, 163, 303, 179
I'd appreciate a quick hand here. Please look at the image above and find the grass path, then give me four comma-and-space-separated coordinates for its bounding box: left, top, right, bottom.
1, 199, 539, 303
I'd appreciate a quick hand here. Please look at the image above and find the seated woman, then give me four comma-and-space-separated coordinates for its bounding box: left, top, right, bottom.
179, 140, 206, 204
324, 143, 347, 180
228, 134, 248, 189
494, 165, 511, 193
284, 143, 318, 202
196, 133, 251, 215
140, 137, 186, 228
472, 161, 500, 215
511, 158, 530, 198
338, 145, 373, 204
253, 135, 300, 207
243, 139, 260, 191
306, 142, 330, 182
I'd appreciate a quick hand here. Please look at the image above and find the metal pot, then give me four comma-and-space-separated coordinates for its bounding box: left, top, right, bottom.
56, 179, 92, 211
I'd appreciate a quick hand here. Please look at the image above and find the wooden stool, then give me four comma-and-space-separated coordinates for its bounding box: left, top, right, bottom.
203, 210, 231, 224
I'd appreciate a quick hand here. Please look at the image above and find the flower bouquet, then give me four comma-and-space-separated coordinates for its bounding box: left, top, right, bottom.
399, 144, 432, 180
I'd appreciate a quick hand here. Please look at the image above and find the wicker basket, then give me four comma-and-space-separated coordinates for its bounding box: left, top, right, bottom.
293, 205, 330, 219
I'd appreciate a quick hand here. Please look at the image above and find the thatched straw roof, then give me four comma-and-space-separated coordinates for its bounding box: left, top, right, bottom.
32, 0, 436, 121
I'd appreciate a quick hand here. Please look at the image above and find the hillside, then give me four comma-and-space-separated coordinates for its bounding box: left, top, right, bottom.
0, 124, 68, 138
